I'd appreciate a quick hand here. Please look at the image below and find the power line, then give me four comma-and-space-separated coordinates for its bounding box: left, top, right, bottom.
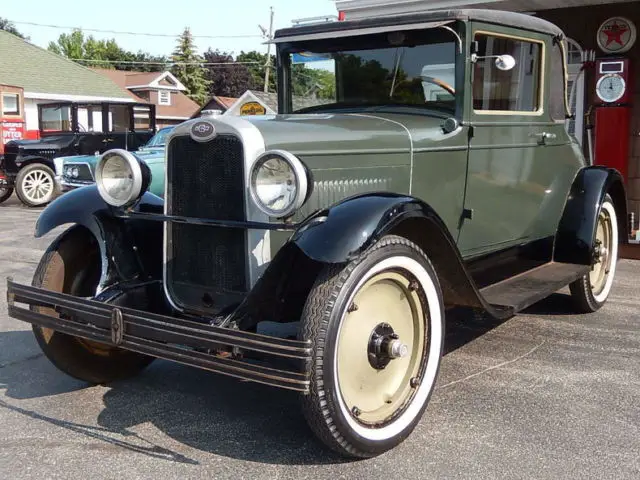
70, 58, 264, 66
12, 20, 263, 39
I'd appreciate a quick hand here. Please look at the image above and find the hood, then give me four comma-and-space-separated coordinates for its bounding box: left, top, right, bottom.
135, 147, 165, 164
246, 113, 419, 155
245, 112, 449, 155
8, 135, 75, 151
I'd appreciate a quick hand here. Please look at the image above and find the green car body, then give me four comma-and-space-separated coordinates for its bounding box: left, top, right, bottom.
54, 126, 173, 197
8, 9, 629, 459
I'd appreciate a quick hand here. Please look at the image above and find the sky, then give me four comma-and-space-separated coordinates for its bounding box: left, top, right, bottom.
3, 0, 337, 58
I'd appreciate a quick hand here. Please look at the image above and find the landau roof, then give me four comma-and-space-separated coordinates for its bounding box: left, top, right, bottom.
273, 8, 564, 43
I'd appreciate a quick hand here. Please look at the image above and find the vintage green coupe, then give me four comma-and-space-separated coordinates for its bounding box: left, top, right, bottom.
7, 9, 627, 458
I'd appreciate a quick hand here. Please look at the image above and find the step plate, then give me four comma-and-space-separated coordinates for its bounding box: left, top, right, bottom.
480, 262, 590, 313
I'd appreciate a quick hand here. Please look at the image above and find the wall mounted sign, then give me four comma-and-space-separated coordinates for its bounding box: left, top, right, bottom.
240, 101, 267, 116
597, 17, 636, 54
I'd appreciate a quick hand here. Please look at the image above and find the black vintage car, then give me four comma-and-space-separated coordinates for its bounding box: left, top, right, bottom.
0, 101, 155, 207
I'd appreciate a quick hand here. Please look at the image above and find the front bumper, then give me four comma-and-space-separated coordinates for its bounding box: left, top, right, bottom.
7, 278, 311, 393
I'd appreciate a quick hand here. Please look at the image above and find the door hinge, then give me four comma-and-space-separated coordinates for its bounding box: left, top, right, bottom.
462, 208, 474, 220
468, 125, 475, 140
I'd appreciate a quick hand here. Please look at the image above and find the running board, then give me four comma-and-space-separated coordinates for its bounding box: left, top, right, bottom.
479, 262, 590, 313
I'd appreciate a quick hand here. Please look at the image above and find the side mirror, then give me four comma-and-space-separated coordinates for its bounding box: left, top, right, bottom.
471, 53, 517, 71
495, 55, 516, 71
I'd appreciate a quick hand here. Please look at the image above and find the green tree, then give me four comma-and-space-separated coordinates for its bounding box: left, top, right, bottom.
236, 51, 274, 92
0, 18, 28, 39
171, 28, 210, 105
47, 30, 168, 72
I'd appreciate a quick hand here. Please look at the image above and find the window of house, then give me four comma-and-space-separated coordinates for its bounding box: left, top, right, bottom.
473, 33, 542, 113
2, 93, 20, 115
158, 90, 171, 106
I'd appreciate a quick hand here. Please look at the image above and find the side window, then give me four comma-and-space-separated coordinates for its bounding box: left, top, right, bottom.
107, 105, 131, 132
473, 33, 542, 113
133, 105, 152, 130
549, 41, 568, 121
76, 105, 103, 132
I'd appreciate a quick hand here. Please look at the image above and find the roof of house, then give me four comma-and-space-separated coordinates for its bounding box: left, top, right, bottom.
156, 92, 201, 120
213, 96, 238, 110
92, 68, 200, 119
0, 31, 133, 101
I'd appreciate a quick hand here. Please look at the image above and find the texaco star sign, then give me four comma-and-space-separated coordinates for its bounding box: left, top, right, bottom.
597, 17, 637, 54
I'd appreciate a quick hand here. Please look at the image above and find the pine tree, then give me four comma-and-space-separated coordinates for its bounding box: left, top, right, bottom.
171, 28, 210, 105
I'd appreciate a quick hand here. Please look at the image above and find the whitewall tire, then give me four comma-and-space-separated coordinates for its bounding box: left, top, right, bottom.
299, 235, 444, 457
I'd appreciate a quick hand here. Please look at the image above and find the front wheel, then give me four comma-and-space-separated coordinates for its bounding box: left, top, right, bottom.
32, 227, 154, 384
569, 195, 619, 312
299, 235, 444, 458
15, 163, 56, 207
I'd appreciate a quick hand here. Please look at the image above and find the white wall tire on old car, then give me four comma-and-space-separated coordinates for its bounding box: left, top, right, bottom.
15, 163, 56, 207
299, 235, 444, 457
570, 195, 618, 312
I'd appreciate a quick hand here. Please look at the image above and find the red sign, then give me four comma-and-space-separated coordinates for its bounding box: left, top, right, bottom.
597, 17, 637, 54
1, 121, 24, 143
0, 121, 24, 155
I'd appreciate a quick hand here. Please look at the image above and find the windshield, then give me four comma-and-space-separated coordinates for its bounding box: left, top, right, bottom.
285, 30, 456, 114
144, 128, 173, 147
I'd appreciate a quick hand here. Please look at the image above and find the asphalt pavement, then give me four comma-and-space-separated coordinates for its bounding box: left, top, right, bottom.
0, 194, 638, 479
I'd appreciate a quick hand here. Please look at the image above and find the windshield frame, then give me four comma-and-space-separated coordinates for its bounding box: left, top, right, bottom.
276, 21, 465, 118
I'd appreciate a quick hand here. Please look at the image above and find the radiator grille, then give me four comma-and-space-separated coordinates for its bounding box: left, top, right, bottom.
166, 134, 247, 312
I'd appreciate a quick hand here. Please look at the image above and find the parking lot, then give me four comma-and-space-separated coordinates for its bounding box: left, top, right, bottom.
0, 196, 638, 479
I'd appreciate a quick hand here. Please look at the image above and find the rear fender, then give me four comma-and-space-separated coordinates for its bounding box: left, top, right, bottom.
35, 186, 164, 290
554, 166, 628, 265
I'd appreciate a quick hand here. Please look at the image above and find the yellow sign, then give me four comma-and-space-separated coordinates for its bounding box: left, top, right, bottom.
240, 101, 267, 116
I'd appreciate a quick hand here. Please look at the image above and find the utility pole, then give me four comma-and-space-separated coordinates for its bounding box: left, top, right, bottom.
262, 6, 275, 93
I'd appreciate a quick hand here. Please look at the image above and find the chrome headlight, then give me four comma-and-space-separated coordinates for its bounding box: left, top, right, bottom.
95, 149, 150, 207
250, 150, 309, 218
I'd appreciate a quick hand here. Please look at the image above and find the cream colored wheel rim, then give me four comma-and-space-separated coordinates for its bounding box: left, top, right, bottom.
336, 270, 427, 426
590, 207, 613, 296
22, 168, 54, 204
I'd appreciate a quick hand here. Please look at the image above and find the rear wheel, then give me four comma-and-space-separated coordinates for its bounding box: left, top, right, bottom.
0, 186, 13, 204
32, 228, 154, 384
15, 163, 56, 207
299, 235, 444, 458
569, 195, 618, 312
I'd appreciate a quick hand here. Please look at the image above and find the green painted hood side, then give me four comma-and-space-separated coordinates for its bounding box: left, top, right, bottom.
247, 113, 427, 155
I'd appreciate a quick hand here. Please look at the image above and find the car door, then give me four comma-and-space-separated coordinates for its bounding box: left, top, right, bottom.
457, 26, 576, 259
101, 103, 131, 151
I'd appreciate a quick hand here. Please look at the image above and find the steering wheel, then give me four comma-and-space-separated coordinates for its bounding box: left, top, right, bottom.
422, 76, 455, 96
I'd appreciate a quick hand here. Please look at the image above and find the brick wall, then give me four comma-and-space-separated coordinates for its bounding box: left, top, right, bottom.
539, 3, 640, 219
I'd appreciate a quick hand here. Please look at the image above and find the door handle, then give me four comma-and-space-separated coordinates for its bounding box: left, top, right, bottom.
530, 132, 557, 145
102, 138, 114, 143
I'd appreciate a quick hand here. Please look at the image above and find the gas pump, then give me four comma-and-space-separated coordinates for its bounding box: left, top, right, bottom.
592, 58, 633, 183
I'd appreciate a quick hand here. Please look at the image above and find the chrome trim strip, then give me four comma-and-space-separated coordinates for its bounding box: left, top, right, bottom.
162, 116, 268, 313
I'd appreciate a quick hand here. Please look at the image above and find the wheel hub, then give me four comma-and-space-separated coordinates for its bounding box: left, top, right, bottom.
368, 323, 409, 370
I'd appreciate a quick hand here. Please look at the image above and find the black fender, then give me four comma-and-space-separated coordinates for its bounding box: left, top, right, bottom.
35, 186, 164, 290
15, 157, 55, 172
290, 193, 508, 316
554, 166, 628, 265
